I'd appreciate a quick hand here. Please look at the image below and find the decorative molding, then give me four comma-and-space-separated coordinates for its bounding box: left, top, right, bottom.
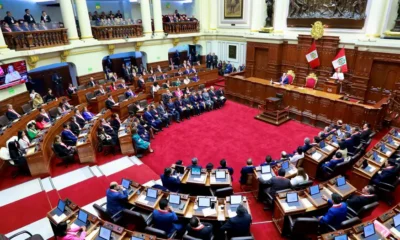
60, 50, 70, 62
173, 38, 180, 47
69, 48, 104, 56
193, 36, 200, 44
135, 41, 143, 51
108, 44, 115, 55
27, 55, 39, 69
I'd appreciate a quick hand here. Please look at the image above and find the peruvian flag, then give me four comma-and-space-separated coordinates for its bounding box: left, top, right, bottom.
305, 41, 320, 69
332, 48, 348, 73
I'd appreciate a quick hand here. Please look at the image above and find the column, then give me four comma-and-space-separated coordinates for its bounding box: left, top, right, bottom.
194, 0, 209, 32
75, 0, 93, 39
273, 0, 289, 33
60, 0, 79, 40
209, 0, 217, 30
140, 0, 152, 35
0, 31, 7, 50
365, 0, 389, 37
152, 0, 163, 34
250, 0, 265, 32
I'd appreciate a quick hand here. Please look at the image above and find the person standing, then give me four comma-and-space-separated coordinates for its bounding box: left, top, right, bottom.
52, 72, 63, 97
40, 11, 51, 23
206, 52, 212, 68
4, 11, 16, 25
212, 53, 218, 69
24, 9, 36, 24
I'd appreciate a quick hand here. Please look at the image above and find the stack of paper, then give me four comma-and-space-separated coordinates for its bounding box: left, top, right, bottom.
194, 176, 205, 182
137, 194, 149, 204
228, 209, 237, 218
53, 213, 67, 223
312, 152, 322, 161
202, 207, 216, 217
261, 174, 272, 181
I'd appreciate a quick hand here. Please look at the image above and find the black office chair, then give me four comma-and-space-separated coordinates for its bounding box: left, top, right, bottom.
374, 176, 400, 205
86, 92, 94, 102
1, 230, 44, 240
348, 151, 363, 166
288, 216, 319, 239
240, 173, 253, 192
49, 107, 59, 119
183, 232, 214, 240
0, 115, 10, 127
21, 103, 32, 114
99, 79, 106, 85
210, 186, 233, 198
321, 161, 350, 180
145, 226, 177, 239
97, 136, 116, 156
347, 202, 379, 219
198, 84, 205, 90
119, 209, 153, 231
264, 188, 291, 211
51, 145, 74, 168
292, 180, 313, 191
230, 236, 254, 240
93, 203, 122, 223
118, 94, 126, 103
323, 217, 361, 233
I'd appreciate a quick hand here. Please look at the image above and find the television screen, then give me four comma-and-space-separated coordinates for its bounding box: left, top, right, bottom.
0, 61, 28, 90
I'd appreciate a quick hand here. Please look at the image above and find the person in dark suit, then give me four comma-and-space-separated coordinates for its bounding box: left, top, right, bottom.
161, 168, 181, 192
125, 87, 135, 99
110, 113, 121, 133
152, 198, 183, 237
360, 123, 372, 142
38, 108, 51, 123
6, 104, 20, 121
371, 159, 398, 185
150, 104, 169, 128
24, 9, 36, 24
67, 84, 76, 96
208, 86, 221, 109
40, 11, 51, 23
143, 107, 163, 131
320, 152, 344, 173
218, 159, 234, 179
69, 117, 81, 136
261, 155, 278, 167
279, 73, 289, 85
216, 88, 226, 106
106, 181, 128, 216
167, 98, 181, 123
346, 185, 377, 213
300, 137, 312, 153
206, 52, 212, 68
175, 97, 190, 120
186, 158, 202, 169
186, 217, 213, 240
4, 11, 17, 25
343, 132, 355, 153
221, 204, 252, 238
51, 72, 63, 97
240, 159, 255, 184
351, 127, 361, 147
8, 140, 29, 173
225, 61, 233, 74
74, 109, 86, 128
61, 124, 77, 145
259, 168, 291, 199
101, 118, 117, 137
53, 135, 76, 157
87, 77, 96, 87
44, 88, 56, 102
319, 193, 348, 229
105, 95, 116, 109
122, 64, 130, 83
105, 56, 112, 71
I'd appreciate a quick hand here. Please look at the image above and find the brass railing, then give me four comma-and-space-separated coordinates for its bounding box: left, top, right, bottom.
3, 29, 68, 51
163, 22, 199, 34
91, 24, 143, 40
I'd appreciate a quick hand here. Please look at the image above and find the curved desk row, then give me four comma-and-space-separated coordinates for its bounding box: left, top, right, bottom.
71, 79, 124, 105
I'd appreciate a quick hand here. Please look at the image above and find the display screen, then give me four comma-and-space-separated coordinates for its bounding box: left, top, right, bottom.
0, 60, 28, 90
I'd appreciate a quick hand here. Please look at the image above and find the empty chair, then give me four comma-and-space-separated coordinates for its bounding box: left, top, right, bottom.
292, 180, 313, 191
49, 107, 59, 119
118, 94, 126, 102
288, 216, 319, 239
86, 92, 94, 102
93, 203, 121, 223
210, 186, 233, 198
347, 202, 379, 219
198, 84, 205, 90
0, 147, 22, 179
374, 176, 400, 205
52, 144, 74, 168
0, 115, 10, 127
98, 79, 106, 85
119, 209, 153, 231
145, 226, 177, 239
1, 230, 44, 240
77, 85, 86, 91
139, 99, 148, 109
21, 104, 32, 114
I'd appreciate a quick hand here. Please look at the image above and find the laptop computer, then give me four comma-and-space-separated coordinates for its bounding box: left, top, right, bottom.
168, 194, 185, 210
230, 195, 242, 211
191, 167, 201, 176
54, 199, 66, 216
74, 210, 89, 227
281, 161, 289, 170
319, 141, 326, 149
261, 165, 271, 174
336, 176, 346, 187
95, 226, 112, 240
286, 192, 298, 203
372, 151, 379, 161
345, 124, 351, 132
334, 234, 348, 240
309, 185, 320, 196
121, 178, 133, 195
393, 213, 400, 228
332, 135, 338, 143
145, 188, 158, 201
215, 170, 226, 180
175, 165, 185, 174
363, 223, 375, 238
198, 197, 211, 208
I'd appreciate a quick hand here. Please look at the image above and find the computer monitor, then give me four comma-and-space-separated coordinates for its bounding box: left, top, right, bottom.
345, 125, 351, 132
336, 176, 346, 187
77, 210, 88, 223
230, 195, 242, 205
57, 199, 66, 212
146, 188, 158, 199
191, 167, 201, 176
121, 178, 131, 189
393, 213, 400, 227
381, 144, 386, 152
198, 197, 211, 207
388, 136, 393, 143
363, 223, 375, 238
309, 185, 320, 196
281, 161, 289, 170
334, 234, 348, 240
286, 192, 298, 203
216, 171, 226, 179
261, 165, 271, 174
175, 165, 185, 174
98, 227, 112, 240
372, 151, 378, 161
332, 135, 337, 143
319, 141, 326, 149
169, 194, 181, 205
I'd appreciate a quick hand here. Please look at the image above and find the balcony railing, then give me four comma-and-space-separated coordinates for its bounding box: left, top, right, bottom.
163, 22, 199, 34
3, 29, 69, 51
91, 25, 143, 40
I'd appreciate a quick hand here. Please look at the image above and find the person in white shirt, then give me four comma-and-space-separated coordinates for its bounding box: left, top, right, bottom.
289, 147, 304, 167
337, 141, 348, 159
30, 90, 36, 100
17, 130, 31, 152
290, 167, 308, 186
183, 76, 191, 85
151, 82, 160, 98
331, 67, 344, 81
5, 65, 22, 84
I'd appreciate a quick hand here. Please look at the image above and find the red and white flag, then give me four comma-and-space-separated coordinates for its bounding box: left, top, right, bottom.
332, 48, 348, 73
305, 41, 320, 69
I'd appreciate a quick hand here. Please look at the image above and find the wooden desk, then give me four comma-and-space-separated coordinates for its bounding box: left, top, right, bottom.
71, 80, 123, 105
364, 150, 388, 168
181, 169, 208, 185
86, 221, 126, 240
154, 192, 190, 216
89, 87, 133, 113
252, 166, 277, 198
320, 229, 355, 240
224, 196, 252, 219
47, 200, 77, 226
225, 75, 388, 129
372, 142, 395, 158
185, 196, 222, 221
118, 128, 135, 156
129, 187, 163, 210
111, 94, 147, 120
352, 221, 387, 240
303, 147, 329, 179
327, 176, 357, 199
122, 231, 156, 240
209, 169, 232, 187
305, 186, 333, 208
349, 158, 381, 191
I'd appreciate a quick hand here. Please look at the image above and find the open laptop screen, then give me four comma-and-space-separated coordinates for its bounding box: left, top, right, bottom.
147, 188, 158, 199
309, 185, 320, 196
169, 194, 181, 205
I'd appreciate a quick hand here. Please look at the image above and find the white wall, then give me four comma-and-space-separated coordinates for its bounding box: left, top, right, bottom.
0, 0, 62, 22
205, 39, 246, 69
159, 1, 194, 16
86, 1, 125, 16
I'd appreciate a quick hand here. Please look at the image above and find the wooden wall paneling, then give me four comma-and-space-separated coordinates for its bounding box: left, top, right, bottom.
28, 66, 73, 97
347, 105, 366, 127
332, 101, 350, 123
254, 47, 269, 79
253, 83, 267, 104
0, 91, 30, 116
245, 42, 255, 78
148, 60, 170, 70
316, 98, 334, 125
77, 72, 106, 85
288, 91, 303, 121
302, 94, 318, 124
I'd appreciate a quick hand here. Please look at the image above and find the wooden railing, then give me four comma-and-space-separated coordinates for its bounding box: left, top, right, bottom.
3, 29, 68, 51
163, 21, 199, 34
91, 24, 143, 40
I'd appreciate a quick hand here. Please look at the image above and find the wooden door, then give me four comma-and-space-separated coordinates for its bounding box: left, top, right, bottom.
254, 48, 269, 79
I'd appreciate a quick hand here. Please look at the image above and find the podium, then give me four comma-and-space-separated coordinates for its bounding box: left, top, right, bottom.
255, 97, 290, 126
324, 79, 340, 94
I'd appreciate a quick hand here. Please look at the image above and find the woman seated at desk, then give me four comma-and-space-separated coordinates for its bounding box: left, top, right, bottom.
58, 102, 68, 115
17, 130, 31, 152
132, 127, 153, 153
82, 107, 95, 121
56, 221, 86, 240
290, 167, 309, 186
8, 140, 29, 174
175, 87, 183, 98
35, 115, 51, 130
32, 93, 44, 109
53, 135, 76, 157
44, 88, 56, 102
26, 121, 39, 140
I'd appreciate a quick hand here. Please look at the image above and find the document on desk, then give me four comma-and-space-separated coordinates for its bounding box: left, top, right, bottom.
261, 174, 272, 181
324, 145, 334, 151
137, 194, 149, 205
26, 147, 36, 156
143, 180, 156, 187
52, 213, 67, 223
228, 209, 237, 218
301, 198, 313, 208
390, 227, 400, 238
311, 152, 322, 161
365, 165, 377, 173
70, 223, 79, 229
385, 150, 391, 156
281, 202, 300, 211
79, 133, 88, 138
202, 207, 216, 217
193, 175, 205, 182
288, 168, 297, 175
210, 177, 216, 183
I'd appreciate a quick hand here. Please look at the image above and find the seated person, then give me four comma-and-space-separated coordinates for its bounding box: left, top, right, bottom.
98, 127, 117, 147
351, 127, 361, 147
319, 193, 347, 229
183, 93, 198, 116
301, 137, 312, 152
61, 124, 78, 145
192, 74, 199, 82
118, 80, 126, 89
208, 86, 221, 109
334, 120, 343, 130
261, 155, 277, 167
8, 140, 28, 172
133, 117, 151, 142
87, 77, 96, 87
132, 127, 154, 153
337, 141, 348, 159
149, 104, 169, 128
346, 185, 377, 213
74, 109, 86, 127
344, 132, 355, 153
161, 168, 181, 192
259, 168, 291, 199
166, 98, 181, 123
69, 117, 81, 136
105, 94, 116, 109
371, 159, 398, 185
53, 135, 76, 157
279, 73, 289, 85
82, 107, 95, 121
35, 115, 50, 130
17, 130, 31, 152
124, 87, 136, 99
56, 221, 87, 240
152, 199, 183, 237
290, 167, 308, 186
174, 96, 190, 120
360, 123, 372, 142
154, 103, 171, 127
32, 93, 44, 109
61, 98, 73, 110
187, 157, 202, 169
67, 83, 76, 96
221, 204, 252, 238
143, 107, 163, 131
240, 159, 255, 184
218, 159, 234, 176
39, 108, 51, 123
202, 89, 214, 110
44, 88, 56, 102
6, 104, 20, 121
224, 61, 233, 74
175, 87, 183, 98
26, 122, 39, 140
98, 85, 106, 95
320, 152, 344, 173
183, 76, 191, 85
162, 89, 173, 105
110, 113, 121, 133
289, 147, 304, 166
57, 102, 68, 115
106, 181, 128, 216
186, 217, 213, 240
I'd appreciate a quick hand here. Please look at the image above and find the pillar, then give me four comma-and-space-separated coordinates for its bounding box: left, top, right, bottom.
0, 31, 7, 50
251, 0, 265, 32
365, 0, 389, 37
60, 0, 79, 40
273, 0, 289, 33
75, 0, 93, 39
152, 0, 163, 34
209, 0, 217, 30
140, 0, 152, 35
